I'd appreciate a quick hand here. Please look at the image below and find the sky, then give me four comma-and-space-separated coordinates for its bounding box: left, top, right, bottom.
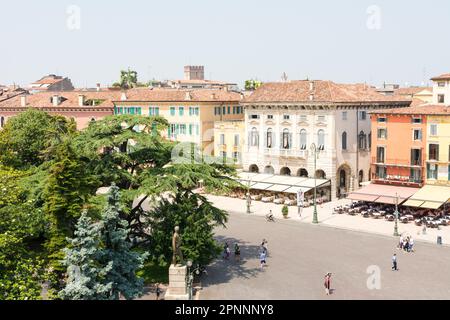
1, 0, 449, 88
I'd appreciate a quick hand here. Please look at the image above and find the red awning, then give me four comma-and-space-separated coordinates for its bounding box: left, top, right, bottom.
348, 184, 420, 204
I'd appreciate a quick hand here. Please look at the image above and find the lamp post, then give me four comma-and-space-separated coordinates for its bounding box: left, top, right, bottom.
310, 143, 319, 224
246, 177, 252, 214
186, 260, 200, 300
393, 192, 400, 237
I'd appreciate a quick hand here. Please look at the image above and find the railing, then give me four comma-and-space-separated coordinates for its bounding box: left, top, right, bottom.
372, 157, 424, 167
263, 148, 308, 159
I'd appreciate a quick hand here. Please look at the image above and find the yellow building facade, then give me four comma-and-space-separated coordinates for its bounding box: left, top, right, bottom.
214, 120, 245, 167
425, 114, 450, 185
113, 89, 243, 152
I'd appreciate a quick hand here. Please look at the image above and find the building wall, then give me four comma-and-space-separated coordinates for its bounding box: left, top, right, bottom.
370, 113, 427, 186
114, 101, 243, 153
432, 79, 450, 104
214, 121, 245, 167
426, 115, 450, 185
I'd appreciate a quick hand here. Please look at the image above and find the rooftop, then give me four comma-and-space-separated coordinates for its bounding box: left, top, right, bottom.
370, 104, 450, 115
431, 73, 450, 81
116, 88, 242, 102
243, 80, 411, 104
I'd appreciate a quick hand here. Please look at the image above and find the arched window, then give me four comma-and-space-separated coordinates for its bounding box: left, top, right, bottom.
91, 118, 96, 122
300, 129, 307, 150
282, 129, 291, 149
359, 131, 367, 150
342, 132, 347, 150
318, 130, 325, 149
250, 127, 259, 147
266, 128, 273, 148
0, 116, 4, 128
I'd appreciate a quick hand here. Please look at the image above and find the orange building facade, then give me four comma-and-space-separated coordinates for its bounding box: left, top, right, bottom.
370, 109, 427, 187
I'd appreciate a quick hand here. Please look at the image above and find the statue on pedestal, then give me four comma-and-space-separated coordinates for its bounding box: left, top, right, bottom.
172, 226, 184, 266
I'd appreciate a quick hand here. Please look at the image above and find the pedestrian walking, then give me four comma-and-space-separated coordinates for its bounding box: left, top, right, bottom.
234, 243, 241, 262
223, 242, 230, 260
324, 273, 332, 295
155, 283, 162, 300
398, 235, 404, 250
259, 251, 267, 270
392, 253, 398, 271
409, 237, 414, 252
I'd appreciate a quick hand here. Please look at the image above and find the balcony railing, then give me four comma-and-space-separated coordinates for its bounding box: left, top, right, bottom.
263, 148, 308, 159
372, 157, 424, 168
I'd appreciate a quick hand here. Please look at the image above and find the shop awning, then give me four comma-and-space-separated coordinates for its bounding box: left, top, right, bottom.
284, 186, 313, 194
266, 184, 291, 193
348, 184, 420, 204
251, 182, 273, 191
402, 185, 450, 209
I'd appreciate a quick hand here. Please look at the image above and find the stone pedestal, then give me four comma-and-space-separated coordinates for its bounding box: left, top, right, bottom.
164, 264, 189, 300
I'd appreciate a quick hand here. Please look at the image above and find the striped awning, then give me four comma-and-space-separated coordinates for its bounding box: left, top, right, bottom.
348, 184, 420, 204
402, 185, 450, 209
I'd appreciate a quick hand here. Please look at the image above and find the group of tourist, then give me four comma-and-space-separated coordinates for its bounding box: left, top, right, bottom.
223, 242, 241, 261
398, 234, 415, 253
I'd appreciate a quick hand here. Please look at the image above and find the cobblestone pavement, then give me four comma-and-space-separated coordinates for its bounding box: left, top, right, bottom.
199, 211, 450, 300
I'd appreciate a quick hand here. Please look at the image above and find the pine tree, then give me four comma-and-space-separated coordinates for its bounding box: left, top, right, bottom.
99, 184, 148, 300
59, 211, 111, 300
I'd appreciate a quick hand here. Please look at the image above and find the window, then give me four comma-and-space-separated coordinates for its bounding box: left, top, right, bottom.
249, 114, 260, 119
413, 129, 422, 141
282, 129, 291, 149
250, 127, 259, 147
427, 163, 438, 179
376, 147, 385, 163
410, 168, 421, 183
438, 94, 445, 103
220, 134, 225, 145
300, 129, 307, 150
149, 107, 159, 116
170, 107, 176, 116
438, 82, 446, 87
376, 165, 386, 179
377, 117, 387, 123
237, 106, 241, 114
342, 132, 347, 150
223, 106, 226, 115
196, 125, 199, 135
195, 107, 199, 116
430, 124, 438, 136
233, 106, 236, 114
359, 131, 367, 150
411, 149, 421, 166
342, 112, 347, 120
377, 128, 387, 139
233, 152, 239, 161
189, 124, 193, 135
283, 115, 290, 120
179, 107, 184, 116
267, 115, 274, 120
429, 144, 439, 161
412, 117, 422, 124
317, 115, 325, 122
359, 111, 367, 120
220, 151, 227, 160
0, 116, 4, 128
300, 115, 307, 122
189, 107, 194, 116
228, 106, 231, 114
266, 129, 273, 148
179, 124, 186, 135
317, 129, 325, 149
368, 132, 372, 149
234, 134, 239, 146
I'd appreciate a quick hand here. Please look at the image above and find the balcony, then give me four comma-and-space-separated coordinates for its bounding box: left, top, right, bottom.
263, 148, 308, 159
371, 157, 424, 168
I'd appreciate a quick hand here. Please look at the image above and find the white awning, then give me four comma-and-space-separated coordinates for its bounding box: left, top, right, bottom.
266, 184, 292, 192
251, 182, 273, 190
284, 186, 313, 194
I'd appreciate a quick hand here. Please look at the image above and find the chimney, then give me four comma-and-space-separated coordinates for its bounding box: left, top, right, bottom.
121, 92, 127, 101
96, 83, 101, 92
309, 81, 314, 91
20, 95, 27, 107
78, 95, 85, 107
309, 93, 314, 101
211, 92, 216, 100
185, 92, 192, 101
52, 95, 60, 106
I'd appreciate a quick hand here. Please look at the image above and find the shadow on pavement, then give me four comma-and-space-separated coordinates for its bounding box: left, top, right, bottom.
200, 235, 262, 288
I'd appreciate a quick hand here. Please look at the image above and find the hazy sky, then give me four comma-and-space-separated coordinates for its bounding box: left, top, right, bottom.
1, 0, 449, 88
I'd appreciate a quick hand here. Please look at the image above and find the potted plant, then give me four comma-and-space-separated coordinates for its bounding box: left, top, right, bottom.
282, 205, 289, 219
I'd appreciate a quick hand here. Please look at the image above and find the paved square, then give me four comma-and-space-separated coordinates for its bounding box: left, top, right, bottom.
199, 211, 450, 300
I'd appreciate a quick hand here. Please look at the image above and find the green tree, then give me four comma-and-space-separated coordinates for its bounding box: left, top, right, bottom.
0, 109, 76, 169
119, 68, 138, 89
59, 211, 111, 300
99, 184, 148, 300
147, 191, 226, 266
43, 140, 99, 273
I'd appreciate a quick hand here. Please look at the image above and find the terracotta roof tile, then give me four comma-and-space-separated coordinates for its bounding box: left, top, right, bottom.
431, 73, 450, 81
370, 104, 450, 115
117, 88, 242, 102
394, 87, 432, 96
243, 80, 411, 104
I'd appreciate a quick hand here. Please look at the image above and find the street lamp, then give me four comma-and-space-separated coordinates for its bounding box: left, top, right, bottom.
310, 143, 319, 224
246, 177, 252, 214
186, 260, 200, 300
393, 192, 400, 237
